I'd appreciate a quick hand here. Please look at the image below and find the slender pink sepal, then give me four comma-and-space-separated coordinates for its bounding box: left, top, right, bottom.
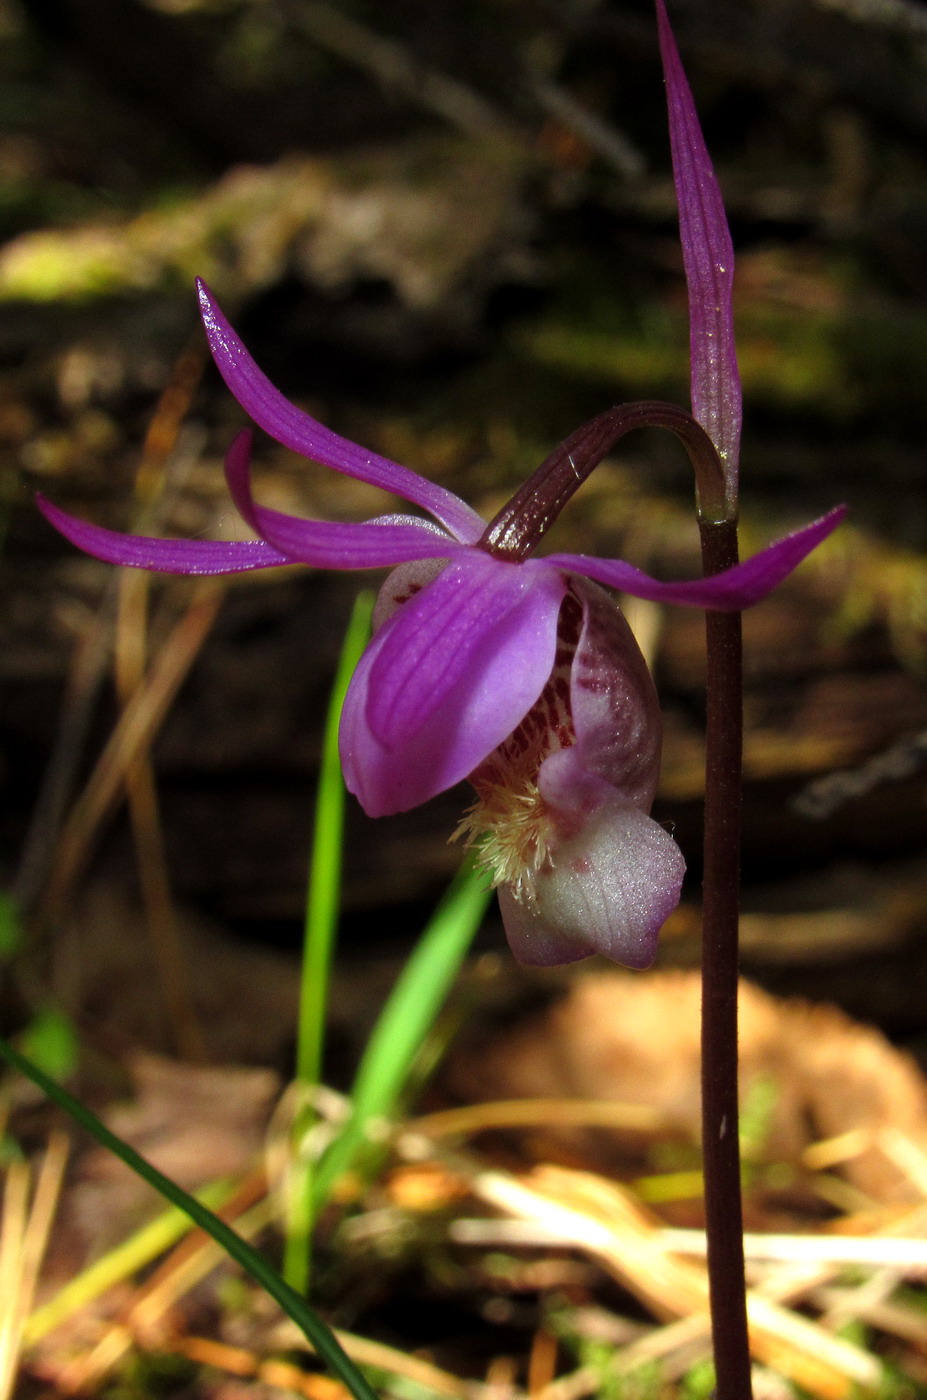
222, 430, 463, 569
546, 504, 846, 610
197, 280, 485, 544
36, 493, 290, 575
656, 0, 742, 499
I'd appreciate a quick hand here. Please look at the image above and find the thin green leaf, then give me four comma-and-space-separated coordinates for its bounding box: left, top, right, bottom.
286, 590, 374, 1291
296, 591, 375, 1089
313, 854, 490, 1207
0, 1035, 379, 1400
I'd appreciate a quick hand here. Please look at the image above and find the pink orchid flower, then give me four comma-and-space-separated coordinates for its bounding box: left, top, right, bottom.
37, 4, 844, 968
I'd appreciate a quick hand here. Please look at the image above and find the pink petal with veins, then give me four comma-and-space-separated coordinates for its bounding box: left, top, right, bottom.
468, 577, 685, 968
339, 553, 566, 815
500, 793, 684, 967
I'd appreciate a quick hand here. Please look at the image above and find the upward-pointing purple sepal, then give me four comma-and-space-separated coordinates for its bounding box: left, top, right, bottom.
657, 0, 742, 507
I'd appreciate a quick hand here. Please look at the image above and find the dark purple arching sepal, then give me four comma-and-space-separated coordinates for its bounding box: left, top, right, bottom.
196, 281, 485, 545
657, 0, 742, 507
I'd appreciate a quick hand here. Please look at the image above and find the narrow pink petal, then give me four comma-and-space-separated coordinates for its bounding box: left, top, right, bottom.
339, 554, 566, 815
197, 280, 486, 544
657, 0, 741, 494
253, 514, 466, 570
546, 505, 846, 610
223, 430, 261, 531
223, 430, 463, 569
499, 796, 686, 969
37, 494, 288, 574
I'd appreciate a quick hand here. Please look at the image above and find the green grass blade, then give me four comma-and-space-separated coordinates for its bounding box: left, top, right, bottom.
313, 854, 491, 1207
0, 1035, 380, 1400
286, 591, 373, 1291
296, 590, 374, 1089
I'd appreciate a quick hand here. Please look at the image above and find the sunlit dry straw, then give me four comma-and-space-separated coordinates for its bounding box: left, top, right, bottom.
410, 1098, 927, 1393
274, 1314, 517, 1400
810, 1172, 879, 1216
116, 553, 206, 1061
0, 1160, 30, 1400
173, 1335, 352, 1400
530, 1363, 600, 1400
116, 563, 205, 1060
815, 1266, 905, 1336
879, 1127, 927, 1198
0, 1133, 68, 1400
801, 1128, 875, 1173
472, 1164, 883, 1399
661, 1229, 927, 1271
811, 1291, 927, 1349
527, 1328, 558, 1395
411, 1098, 666, 1139
451, 1216, 927, 1272
50, 1173, 271, 1394
23, 341, 208, 936
23, 1178, 237, 1346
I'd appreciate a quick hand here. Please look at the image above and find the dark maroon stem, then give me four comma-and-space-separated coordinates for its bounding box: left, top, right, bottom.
699, 517, 752, 1400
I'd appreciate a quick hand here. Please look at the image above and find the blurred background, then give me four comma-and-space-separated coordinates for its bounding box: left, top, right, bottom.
5, 0, 927, 1050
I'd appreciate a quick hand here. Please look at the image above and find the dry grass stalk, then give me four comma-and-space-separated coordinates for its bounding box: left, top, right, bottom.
453, 1216, 927, 1273
116, 568, 206, 1062
530, 1366, 600, 1400
12, 609, 115, 911
0, 1159, 31, 1400
662, 1228, 927, 1270
527, 1328, 558, 1394
473, 1164, 883, 1398
274, 1318, 506, 1400
412, 1098, 666, 1139
812, 1293, 927, 1349
113, 342, 209, 1063
801, 1128, 875, 1172
36, 344, 212, 934
40, 580, 222, 923
174, 1334, 352, 1399
879, 1127, 927, 1196
814, 1268, 907, 1335
0, 1134, 69, 1400
47, 1178, 271, 1394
